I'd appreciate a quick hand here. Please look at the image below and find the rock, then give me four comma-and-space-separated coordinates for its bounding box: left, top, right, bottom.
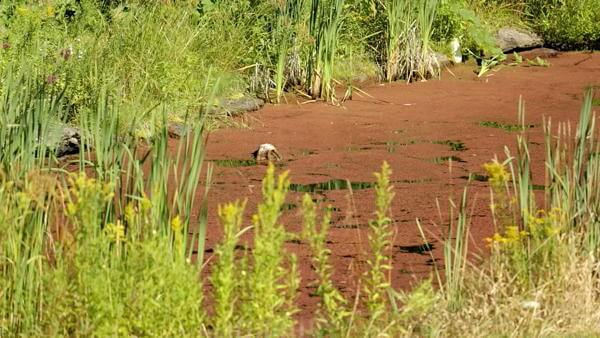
496, 27, 543, 53
519, 47, 560, 59
504, 48, 560, 64
167, 122, 188, 139
252, 143, 282, 163
56, 126, 81, 157
217, 97, 265, 116
168, 96, 265, 139
45, 123, 82, 157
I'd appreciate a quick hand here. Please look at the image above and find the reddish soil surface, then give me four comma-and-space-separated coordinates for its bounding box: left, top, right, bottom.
195, 51, 599, 329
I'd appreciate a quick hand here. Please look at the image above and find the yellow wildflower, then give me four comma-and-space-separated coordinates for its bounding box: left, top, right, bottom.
16, 6, 29, 16
171, 215, 182, 233
483, 160, 510, 187
66, 202, 77, 216
140, 194, 152, 212
46, 5, 55, 17
105, 221, 126, 243
124, 202, 136, 225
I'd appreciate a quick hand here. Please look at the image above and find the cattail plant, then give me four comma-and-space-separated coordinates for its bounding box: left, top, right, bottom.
383, 0, 439, 82
273, 0, 307, 103
307, 0, 345, 102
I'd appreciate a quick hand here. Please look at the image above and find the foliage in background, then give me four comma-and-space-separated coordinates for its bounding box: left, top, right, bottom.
0, 0, 513, 108
529, 0, 600, 50
433, 0, 504, 58
485, 0, 600, 50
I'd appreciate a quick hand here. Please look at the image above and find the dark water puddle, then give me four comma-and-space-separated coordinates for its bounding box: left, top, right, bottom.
281, 203, 297, 211
298, 149, 318, 156
430, 155, 465, 164
333, 223, 365, 229
460, 174, 546, 191
400, 140, 421, 146
396, 178, 434, 184
425, 258, 441, 266
344, 145, 374, 152
397, 242, 434, 255
371, 140, 399, 153
479, 121, 534, 132
289, 179, 374, 193
212, 158, 287, 168
460, 173, 489, 182
432, 140, 467, 151
290, 178, 433, 193
212, 159, 257, 167
205, 244, 249, 254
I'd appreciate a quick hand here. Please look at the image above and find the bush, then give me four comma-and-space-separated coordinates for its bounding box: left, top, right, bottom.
433, 1, 503, 57
529, 0, 600, 50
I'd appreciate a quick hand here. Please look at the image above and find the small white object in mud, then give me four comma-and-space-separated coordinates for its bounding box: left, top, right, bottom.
450, 37, 462, 64
521, 300, 540, 310
252, 143, 282, 163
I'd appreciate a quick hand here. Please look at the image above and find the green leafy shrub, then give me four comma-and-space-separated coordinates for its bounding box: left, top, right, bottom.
433, 0, 503, 57
531, 0, 600, 50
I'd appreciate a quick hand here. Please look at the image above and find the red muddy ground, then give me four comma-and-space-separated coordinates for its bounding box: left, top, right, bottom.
195, 51, 599, 329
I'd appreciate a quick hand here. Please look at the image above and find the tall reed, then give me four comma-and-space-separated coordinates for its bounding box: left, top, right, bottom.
273, 0, 307, 103
383, 0, 439, 82
307, 0, 345, 102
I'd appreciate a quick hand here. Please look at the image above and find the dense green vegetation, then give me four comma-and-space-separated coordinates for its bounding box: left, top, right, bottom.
1, 0, 599, 336
1, 0, 596, 129
509, 0, 600, 50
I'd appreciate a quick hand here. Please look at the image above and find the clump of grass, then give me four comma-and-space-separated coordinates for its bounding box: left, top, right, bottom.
383, 0, 440, 82
307, 0, 345, 102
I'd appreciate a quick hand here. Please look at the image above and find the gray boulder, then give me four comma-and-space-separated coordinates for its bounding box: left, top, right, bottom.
167, 122, 188, 139
496, 27, 543, 53
46, 122, 82, 157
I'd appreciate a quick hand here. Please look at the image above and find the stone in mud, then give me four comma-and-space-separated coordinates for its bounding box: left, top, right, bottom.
46, 123, 82, 157
217, 97, 265, 116
520, 47, 560, 59
496, 27, 543, 53
167, 122, 188, 139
